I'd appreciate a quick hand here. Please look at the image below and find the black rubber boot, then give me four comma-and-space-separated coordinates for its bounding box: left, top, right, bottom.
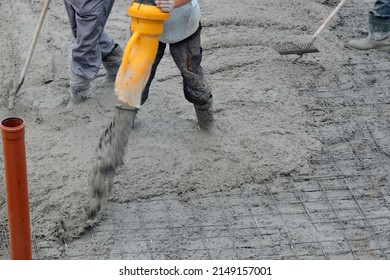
69, 72, 91, 105
194, 97, 214, 130
103, 44, 123, 82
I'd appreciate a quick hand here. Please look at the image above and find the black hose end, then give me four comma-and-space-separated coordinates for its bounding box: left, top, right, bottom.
134, 0, 156, 6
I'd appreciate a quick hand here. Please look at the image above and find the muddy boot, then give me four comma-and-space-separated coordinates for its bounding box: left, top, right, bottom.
103, 44, 123, 82
69, 72, 91, 105
194, 97, 214, 130
346, 12, 390, 51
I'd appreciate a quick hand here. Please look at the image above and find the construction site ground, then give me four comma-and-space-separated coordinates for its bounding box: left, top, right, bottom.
1, 0, 390, 259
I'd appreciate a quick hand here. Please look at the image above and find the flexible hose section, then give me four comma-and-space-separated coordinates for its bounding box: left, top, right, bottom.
115, 2, 169, 109
0, 117, 32, 259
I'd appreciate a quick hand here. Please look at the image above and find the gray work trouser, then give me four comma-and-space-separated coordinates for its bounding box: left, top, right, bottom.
141, 24, 212, 107
64, 0, 116, 79
373, 0, 390, 17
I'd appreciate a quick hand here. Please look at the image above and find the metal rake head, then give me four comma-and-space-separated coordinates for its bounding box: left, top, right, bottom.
274, 42, 319, 55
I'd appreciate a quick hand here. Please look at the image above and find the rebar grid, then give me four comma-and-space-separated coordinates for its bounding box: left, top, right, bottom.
61, 170, 389, 260
4, 0, 390, 261
297, 76, 390, 259
321, 127, 386, 256
58, 80, 390, 261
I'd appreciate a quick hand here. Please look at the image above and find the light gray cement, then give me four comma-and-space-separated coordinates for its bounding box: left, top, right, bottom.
0, 0, 389, 259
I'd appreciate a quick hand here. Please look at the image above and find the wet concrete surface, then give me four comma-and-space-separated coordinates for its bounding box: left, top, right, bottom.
1, 1, 389, 260
57, 7, 390, 257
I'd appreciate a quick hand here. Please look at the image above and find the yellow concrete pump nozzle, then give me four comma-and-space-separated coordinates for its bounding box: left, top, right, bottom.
115, 2, 169, 109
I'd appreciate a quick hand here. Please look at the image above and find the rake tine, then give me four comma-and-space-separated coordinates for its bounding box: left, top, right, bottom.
274, 42, 319, 56
274, 0, 349, 57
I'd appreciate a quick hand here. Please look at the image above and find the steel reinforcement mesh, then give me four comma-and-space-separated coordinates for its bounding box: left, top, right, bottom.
1, 0, 389, 260
58, 31, 390, 260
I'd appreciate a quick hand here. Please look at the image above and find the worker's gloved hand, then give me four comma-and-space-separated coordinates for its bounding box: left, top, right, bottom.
155, 0, 174, 12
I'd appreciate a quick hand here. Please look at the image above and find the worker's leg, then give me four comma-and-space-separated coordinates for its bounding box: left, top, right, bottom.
64, 2, 77, 38
64, 0, 116, 103
140, 42, 167, 105
346, 0, 390, 51
373, 0, 390, 18
169, 24, 213, 129
169, 24, 212, 106
64, 0, 115, 79
102, 43, 123, 82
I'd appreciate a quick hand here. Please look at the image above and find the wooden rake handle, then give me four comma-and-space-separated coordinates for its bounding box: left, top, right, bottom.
311, 0, 349, 44
8, 0, 51, 110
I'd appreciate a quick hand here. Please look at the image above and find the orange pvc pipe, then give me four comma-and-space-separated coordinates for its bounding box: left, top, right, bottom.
0, 117, 32, 260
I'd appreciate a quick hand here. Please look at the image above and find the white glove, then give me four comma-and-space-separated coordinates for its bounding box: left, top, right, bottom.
155, 0, 175, 12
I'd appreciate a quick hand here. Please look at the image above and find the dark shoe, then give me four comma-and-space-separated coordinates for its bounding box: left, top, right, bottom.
346, 36, 390, 51
103, 44, 123, 82
346, 12, 390, 51
69, 72, 91, 104
194, 97, 214, 130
